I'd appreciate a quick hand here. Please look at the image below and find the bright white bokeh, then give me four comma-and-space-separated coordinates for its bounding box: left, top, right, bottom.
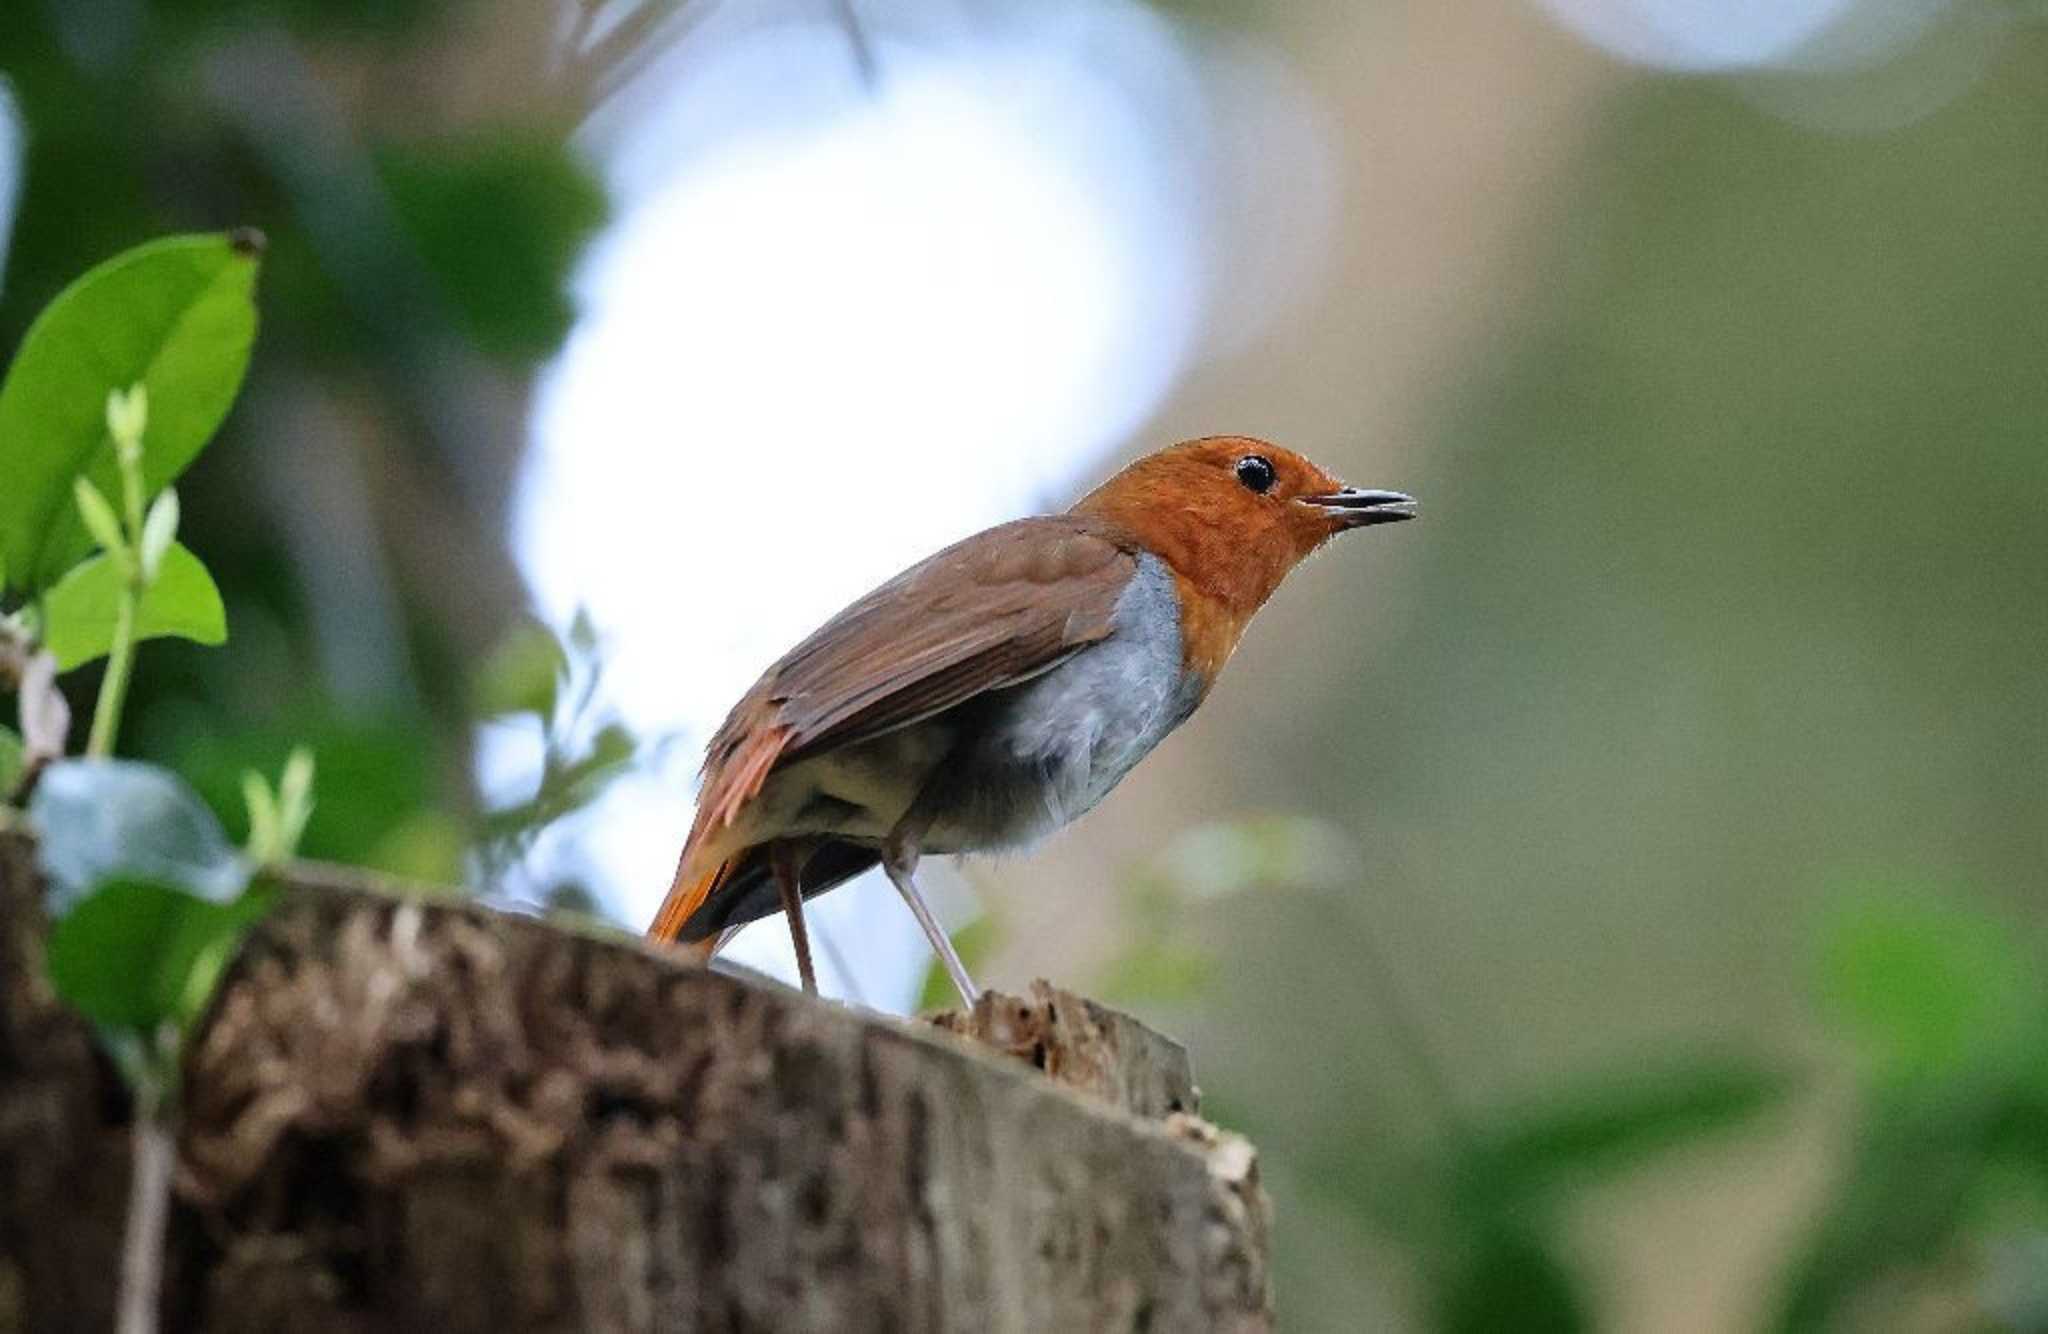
1530, 0, 1959, 71
510, 9, 1222, 1008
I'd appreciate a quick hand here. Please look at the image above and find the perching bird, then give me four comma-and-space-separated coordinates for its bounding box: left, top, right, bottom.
646, 436, 1415, 1004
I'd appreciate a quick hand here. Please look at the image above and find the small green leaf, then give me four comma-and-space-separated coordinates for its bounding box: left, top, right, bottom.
242, 746, 316, 867
138, 488, 179, 584
41, 541, 226, 671
27, 758, 247, 913
274, 746, 316, 859
0, 232, 262, 592
72, 477, 128, 562
568, 607, 598, 656
0, 724, 22, 796
1821, 890, 2040, 1083
44, 878, 274, 1031
473, 619, 568, 720
241, 769, 279, 863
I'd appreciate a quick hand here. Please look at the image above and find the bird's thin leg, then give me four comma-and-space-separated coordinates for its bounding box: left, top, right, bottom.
881, 825, 980, 1008
769, 841, 818, 996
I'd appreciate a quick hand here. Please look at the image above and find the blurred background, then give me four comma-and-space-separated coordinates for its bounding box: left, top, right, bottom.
5, 0, 2047, 1327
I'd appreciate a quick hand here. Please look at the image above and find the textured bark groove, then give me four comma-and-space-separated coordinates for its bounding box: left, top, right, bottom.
0, 835, 1271, 1332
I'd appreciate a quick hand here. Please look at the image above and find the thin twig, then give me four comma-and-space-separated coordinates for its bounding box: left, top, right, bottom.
117, 1030, 179, 1334
567, 0, 713, 110
830, 0, 879, 91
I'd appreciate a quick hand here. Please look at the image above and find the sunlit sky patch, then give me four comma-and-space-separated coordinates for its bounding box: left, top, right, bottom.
508, 6, 1220, 1008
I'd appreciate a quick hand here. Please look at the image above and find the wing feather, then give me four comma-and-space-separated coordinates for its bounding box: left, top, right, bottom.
652, 516, 1140, 945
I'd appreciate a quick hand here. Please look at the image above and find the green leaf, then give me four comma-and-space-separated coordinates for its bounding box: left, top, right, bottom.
27, 758, 247, 913
0, 724, 22, 796
376, 135, 607, 360
0, 231, 261, 592
242, 746, 317, 867
40, 541, 226, 671
1432, 1224, 1587, 1334
1775, 1096, 2009, 1331
473, 619, 568, 720
1820, 890, 2040, 1083
241, 769, 278, 863
1451, 1057, 1788, 1208
276, 746, 315, 854
568, 607, 598, 656
44, 878, 274, 1031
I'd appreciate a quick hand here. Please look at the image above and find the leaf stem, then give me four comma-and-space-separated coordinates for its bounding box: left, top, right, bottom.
87, 384, 152, 758
86, 582, 140, 757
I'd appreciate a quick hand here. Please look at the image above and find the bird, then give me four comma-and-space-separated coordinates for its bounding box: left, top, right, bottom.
645, 436, 1415, 1005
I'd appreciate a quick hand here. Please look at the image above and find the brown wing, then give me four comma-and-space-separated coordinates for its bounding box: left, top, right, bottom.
650, 516, 1140, 942
697, 514, 1138, 831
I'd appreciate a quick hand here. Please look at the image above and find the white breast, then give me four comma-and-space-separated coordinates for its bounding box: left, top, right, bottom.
925, 552, 1200, 851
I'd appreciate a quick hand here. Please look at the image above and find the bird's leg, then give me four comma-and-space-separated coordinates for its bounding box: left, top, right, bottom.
881, 822, 980, 1008
769, 840, 818, 996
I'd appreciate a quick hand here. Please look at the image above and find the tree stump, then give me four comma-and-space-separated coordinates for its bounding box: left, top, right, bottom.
0, 833, 1272, 1332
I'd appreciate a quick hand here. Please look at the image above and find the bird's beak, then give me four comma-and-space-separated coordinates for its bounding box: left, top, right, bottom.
1300, 487, 1418, 529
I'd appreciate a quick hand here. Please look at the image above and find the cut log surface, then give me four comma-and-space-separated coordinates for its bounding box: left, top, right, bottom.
0, 834, 1272, 1333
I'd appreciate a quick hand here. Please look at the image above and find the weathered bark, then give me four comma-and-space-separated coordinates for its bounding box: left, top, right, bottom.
0, 833, 1271, 1332
0, 833, 132, 1333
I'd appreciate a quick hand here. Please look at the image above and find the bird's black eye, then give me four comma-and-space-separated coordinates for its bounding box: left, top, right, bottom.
1235, 454, 1277, 494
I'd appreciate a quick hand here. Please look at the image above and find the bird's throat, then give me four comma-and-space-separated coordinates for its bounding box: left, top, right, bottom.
1168, 570, 1262, 684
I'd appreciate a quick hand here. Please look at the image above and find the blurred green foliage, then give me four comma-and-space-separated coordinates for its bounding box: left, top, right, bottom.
2, 0, 608, 873
1784, 888, 2048, 1328
1173, 43, 2048, 1326
44, 874, 274, 1031
8, 3, 2046, 1328
1138, 817, 2048, 1329
472, 613, 645, 886
376, 133, 609, 360
28, 758, 272, 1057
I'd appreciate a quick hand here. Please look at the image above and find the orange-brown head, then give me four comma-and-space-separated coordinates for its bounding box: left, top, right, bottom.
1071, 436, 1414, 682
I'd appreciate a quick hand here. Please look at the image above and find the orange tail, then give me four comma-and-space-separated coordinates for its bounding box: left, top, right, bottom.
647, 851, 736, 953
